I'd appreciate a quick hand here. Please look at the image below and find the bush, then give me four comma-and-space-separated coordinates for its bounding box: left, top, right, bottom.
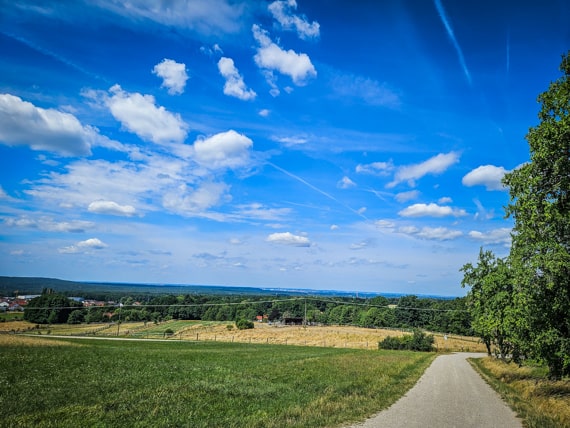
236, 319, 254, 330
379, 330, 435, 352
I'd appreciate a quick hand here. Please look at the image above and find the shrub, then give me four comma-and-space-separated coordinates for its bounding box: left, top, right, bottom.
236, 319, 254, 330
379, 330, 435, 352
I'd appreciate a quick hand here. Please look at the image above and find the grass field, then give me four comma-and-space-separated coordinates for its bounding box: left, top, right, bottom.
0, 334, 435, 428
470, 357, 570, 428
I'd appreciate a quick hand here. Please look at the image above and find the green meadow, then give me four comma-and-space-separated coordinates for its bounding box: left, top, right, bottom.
1, 336, 435, 427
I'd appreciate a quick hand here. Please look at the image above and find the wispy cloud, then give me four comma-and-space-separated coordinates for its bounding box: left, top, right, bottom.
434, 0, 472, 85
267, 162, 366, 219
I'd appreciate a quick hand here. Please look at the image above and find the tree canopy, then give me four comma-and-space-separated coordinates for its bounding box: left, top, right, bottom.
463, 52, 570, 378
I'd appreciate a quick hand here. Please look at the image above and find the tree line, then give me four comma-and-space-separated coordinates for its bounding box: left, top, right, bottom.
461, 52, 570, 379
24, 291, 473, 336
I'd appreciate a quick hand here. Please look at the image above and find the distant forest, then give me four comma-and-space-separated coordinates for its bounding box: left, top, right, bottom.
3, 276, 472, 336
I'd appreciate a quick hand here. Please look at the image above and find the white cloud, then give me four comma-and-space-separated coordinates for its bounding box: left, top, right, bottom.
234, 203, 292, 221
395, 190, 420, 203
388, 152, 460, 188
469, 228, 512, 246
400, 226, 462, 241
375, 219, 396, 229
272, 135, 308, 146
92, 0, 246, 36
267, 232, 311, 247
330, 224, 339, 231
193, 129, 253, 170
59, 237, 107, 254
356, 161, 394, 176
438, 196, 453, 204
398, 203, 467, 218
337, 176, 356, 189
105, 85, 188, 144
152, 59, 189, 95
252, 24, 317, 86
0, 93, 95, 156
4, 216, 94, 233
462, 165, 508, 191
330, 74, 400, 108
162, 181, 230, 218
268, 0, 320, 40
217, 57, 256, 101
258, 109, 271, 117
88, 200, 136, 217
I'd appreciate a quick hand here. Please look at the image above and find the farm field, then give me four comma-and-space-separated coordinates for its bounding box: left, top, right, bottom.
0, 334, 435, 428
1, 319, 487, 352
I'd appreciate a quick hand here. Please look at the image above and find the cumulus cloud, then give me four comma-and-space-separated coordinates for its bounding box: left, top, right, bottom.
104, 85, 188, 144
4, 216, 94, 233
330, 74, 400, 108
217, 57, 256, 100
356, 161, 394, 176
252, 24, 316, 86
469, 228, 512, 246
267, 232, 311, 247
400, 226, 463, 241
193, 129, 253, 170
88, 200, 136, 217
59, 237, 107, 254
92, 0, 246, 36
258, 109, 270, 117
268, 0, 320, 39
388, 152, 460, 188
462, 165, 508, 191
398, 203, 467, 218
152, 59, 189, 95
337, 176, 356, 189
0, 93, 96, 156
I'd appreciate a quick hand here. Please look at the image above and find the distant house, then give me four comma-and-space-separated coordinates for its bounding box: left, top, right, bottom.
0, 302, 9, 312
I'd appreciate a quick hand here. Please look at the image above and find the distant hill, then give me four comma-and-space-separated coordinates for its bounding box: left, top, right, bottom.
0, 276, 455, 299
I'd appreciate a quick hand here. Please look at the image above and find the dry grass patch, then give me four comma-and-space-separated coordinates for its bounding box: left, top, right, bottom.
0, 334, 79, 347
177, 322, 487, 352
470, 357, 570, 428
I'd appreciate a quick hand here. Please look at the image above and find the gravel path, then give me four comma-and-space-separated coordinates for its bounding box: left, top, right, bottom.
346, 353, 522, 428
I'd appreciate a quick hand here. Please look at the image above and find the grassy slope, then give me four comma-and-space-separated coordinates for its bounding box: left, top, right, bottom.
1, 336, 435, 428
469, 357, 570, 428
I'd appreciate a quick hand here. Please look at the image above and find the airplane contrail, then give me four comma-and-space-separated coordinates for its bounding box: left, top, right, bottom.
434, 0, 472, 85
267, 161, 368, 220
1, 30, 106, 82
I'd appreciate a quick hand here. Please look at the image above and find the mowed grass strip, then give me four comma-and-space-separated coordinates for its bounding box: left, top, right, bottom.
1, 335, 435, 428
469, 357, 570, 428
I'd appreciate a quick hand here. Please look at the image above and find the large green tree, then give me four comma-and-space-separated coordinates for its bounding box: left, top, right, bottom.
503, 52, 570, 378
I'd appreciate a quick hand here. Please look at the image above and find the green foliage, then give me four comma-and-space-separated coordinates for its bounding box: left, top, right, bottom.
236, 318, 254, 330
461, 249, 518, 359
379, 330, 435, 352
24, 292, 83, 324
503, 51, 570, 378
67, 309, 85, 325
0, 339, 435, 427
461, 52, 570, 379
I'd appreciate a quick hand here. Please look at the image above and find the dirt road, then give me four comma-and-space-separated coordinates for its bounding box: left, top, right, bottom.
347, 353, 522, 428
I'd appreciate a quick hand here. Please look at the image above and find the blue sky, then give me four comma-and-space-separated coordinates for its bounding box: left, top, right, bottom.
1, 0, 568, 296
